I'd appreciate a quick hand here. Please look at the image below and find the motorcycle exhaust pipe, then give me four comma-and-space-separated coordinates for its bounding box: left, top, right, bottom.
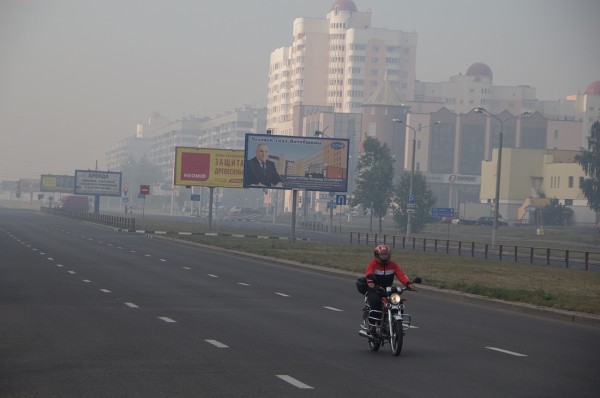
358, 330, 377, 341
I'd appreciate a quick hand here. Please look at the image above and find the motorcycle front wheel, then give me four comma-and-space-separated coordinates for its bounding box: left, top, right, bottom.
390, 321, 403, 356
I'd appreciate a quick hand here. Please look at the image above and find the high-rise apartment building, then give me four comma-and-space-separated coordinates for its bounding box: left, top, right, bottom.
267, 0, 417, 135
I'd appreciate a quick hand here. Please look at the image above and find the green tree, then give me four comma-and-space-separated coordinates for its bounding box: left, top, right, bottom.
351, 136, 395, 232
541, 198, 572, 226
575, 120, 600, 212
392, 170, 436, 233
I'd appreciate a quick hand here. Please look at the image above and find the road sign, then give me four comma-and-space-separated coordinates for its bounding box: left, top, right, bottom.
335, 194, 347, 205
407, 203, 415, 209
139, 185, 150, 195
191, 194, 201, 201
327, 201, 337, 209
407, 208, 415, 214
407, 195, 415, 204
432, 207, 455, 217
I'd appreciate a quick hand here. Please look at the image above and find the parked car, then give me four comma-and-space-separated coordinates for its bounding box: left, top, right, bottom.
476, 216, 508, 226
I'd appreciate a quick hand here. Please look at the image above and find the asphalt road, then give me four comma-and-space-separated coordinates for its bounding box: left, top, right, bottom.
1, 208, 599, 397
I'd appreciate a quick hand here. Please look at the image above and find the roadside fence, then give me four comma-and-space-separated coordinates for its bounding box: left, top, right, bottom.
41, 207, 135, 230
350, 232, 600, 271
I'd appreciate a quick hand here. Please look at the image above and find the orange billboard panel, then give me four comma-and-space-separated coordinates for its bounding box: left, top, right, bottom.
174, 147, 244, 188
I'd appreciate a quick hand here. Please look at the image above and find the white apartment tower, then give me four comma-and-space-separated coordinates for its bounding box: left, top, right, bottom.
267, 0, 417, 135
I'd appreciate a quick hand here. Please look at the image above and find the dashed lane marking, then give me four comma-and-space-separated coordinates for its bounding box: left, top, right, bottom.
485, 347, 527, 357
276, 375, 314, 389
205, 339, 229, 348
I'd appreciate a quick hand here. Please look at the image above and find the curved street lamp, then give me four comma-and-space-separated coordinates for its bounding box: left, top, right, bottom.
393, 119, 441, 237
474, 107, 531, 246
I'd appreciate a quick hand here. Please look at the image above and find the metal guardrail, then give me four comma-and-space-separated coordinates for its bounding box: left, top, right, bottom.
41, 207, 135, 230
349, 232, 600, 271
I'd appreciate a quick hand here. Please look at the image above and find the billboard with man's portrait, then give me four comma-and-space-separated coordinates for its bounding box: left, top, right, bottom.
243, 134, 349, 192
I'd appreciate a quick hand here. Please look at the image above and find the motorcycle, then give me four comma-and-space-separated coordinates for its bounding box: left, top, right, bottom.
357, 277, 421, 356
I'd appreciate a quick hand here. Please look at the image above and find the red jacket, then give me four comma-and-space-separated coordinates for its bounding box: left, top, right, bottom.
365, 259, 411, 288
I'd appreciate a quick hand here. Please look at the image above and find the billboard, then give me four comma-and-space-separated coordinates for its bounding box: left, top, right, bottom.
243, 134, 349, 192
174, 147, 244, 188
74, 170, 122, 196
40, 174, 75, 193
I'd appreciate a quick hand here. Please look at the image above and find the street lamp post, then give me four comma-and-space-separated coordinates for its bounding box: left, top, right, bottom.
474, 107, 531, 246
393, 119, 441, 237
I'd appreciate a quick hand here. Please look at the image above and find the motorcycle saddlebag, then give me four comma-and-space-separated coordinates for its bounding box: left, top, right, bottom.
356, 276, 368, 294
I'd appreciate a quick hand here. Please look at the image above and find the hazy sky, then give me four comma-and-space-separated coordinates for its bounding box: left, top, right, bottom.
1, 0, 598, 181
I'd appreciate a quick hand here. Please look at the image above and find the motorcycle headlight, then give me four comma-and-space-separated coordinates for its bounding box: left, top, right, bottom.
390, 293, 402, 305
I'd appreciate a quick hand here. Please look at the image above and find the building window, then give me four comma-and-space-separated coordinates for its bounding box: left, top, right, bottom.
564, 199, 573, 206
554, 129, 559, 140
368, 121, 376, 134
568, 176, 574, 188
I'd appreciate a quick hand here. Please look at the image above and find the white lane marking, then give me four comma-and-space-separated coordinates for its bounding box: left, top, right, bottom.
100, 289, 111, 293
238, 282, 251, 286
145, 254, 151, 257
47, 257, 54, 261
324, 306, 343, 312
107, 243, 113, 246
67, 271, 76, 274
205, 339, 229, 348
182, 267, 192, 270
158, 317, 176, 323
275, 292, 290, 297
208, 274, 219, 278
276, 375, 314, 389
160, 259, 167, 262
130, 250, 136, 253
57, 264, 64, 267
32, 248, 37, 251
125, 302, 139, 308
118, 247, 124, 249
485, 347, 528, 357
82, 280, 92, 283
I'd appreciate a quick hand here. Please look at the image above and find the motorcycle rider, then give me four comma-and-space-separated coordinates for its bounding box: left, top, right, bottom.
364, 244, 416, 336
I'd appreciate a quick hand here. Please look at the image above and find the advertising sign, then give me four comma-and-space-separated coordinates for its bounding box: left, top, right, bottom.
174, 147, 244, 188
74, 170, 122, 196
40, 174, 74, 193
243, 134, 349, 192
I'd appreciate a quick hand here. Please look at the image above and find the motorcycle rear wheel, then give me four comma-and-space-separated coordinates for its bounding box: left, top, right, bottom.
390, 321, 403, 356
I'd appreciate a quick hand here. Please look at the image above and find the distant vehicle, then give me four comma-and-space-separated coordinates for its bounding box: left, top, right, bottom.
476, 216, 508, 226
451, 218, 462, 225
458, 202, 493, 224
55, 195, 89, 212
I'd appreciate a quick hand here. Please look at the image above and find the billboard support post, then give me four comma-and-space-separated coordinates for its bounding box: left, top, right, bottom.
208, 187, 214, 229
291, 190, 297, 242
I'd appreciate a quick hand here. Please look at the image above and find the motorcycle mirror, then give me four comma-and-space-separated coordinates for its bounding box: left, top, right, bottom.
412, 277, 422, 284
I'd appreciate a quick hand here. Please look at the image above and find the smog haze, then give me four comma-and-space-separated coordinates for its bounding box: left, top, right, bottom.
1, 0, 598, 180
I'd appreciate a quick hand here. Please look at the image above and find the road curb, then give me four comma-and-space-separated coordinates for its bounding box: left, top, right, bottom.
114, 228, 312, 241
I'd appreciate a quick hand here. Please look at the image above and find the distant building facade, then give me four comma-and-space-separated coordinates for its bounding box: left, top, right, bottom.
267, 0, 417, 136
